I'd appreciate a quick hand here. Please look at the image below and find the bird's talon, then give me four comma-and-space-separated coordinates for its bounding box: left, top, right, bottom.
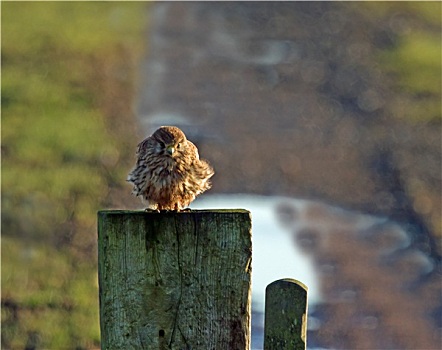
144, 208, 160, 213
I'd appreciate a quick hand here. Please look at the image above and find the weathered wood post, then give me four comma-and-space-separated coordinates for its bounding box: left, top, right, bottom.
98, 210, 252, 350
264, 279, 308, 350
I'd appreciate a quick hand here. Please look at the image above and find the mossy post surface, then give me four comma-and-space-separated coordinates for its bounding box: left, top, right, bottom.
264, 279, 308, 350
98, 210, 252, 350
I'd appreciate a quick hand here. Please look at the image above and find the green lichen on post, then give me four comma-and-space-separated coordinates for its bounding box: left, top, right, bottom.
98, 210, 252, 350
264, 279, 308, 350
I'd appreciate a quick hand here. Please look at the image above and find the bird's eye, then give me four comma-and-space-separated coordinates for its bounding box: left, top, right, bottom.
177, 143, 181, 149
159, 141, 165, 148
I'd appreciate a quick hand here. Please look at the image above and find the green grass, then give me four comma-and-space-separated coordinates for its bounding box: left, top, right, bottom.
2, 237, 100, 349
1, 2, 146, 348
384, 31, 441, 94
357, 1, 441, 122
379, 29, 441, 122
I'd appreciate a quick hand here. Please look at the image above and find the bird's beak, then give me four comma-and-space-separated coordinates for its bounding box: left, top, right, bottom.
166, 145, 175, 155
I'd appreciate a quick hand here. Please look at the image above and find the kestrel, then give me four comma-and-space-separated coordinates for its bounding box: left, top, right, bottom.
127, 126, 214, 211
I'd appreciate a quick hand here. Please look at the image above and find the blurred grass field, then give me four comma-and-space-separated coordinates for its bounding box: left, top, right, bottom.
2, 2, 146, 348
353, 1, 441, 123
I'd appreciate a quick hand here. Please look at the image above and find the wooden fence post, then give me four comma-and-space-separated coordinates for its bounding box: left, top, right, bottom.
264, 279, 308, 350
98, 209, 252, 350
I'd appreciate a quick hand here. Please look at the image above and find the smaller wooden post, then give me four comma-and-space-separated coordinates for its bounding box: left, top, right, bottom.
264, 279, 308, 350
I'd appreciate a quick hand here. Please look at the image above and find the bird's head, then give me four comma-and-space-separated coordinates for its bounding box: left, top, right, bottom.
152, 126, 187, 158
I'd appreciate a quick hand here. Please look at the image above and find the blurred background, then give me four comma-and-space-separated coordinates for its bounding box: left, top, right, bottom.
1, 2, 441, 349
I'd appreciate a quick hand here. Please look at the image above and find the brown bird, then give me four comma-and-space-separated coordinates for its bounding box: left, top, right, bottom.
127, 126, 214, 211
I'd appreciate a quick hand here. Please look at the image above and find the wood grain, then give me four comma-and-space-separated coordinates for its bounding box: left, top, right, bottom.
98, 210, 252, 350
264, 279, 308, 350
